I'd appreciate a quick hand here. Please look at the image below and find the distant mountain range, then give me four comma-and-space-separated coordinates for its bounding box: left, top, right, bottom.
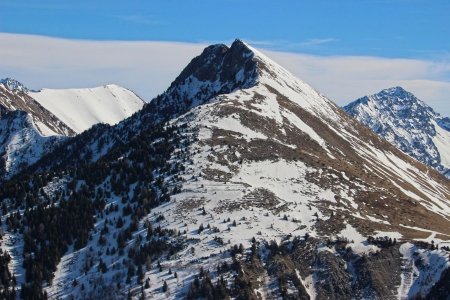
344, 86, 450, 178
0, 41, 449, 299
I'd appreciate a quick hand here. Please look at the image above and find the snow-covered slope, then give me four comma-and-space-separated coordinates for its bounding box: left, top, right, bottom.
0, 110, 64, 178
30, 84, 145, 133
344, 87, 450, 177
1, 40, 450, 299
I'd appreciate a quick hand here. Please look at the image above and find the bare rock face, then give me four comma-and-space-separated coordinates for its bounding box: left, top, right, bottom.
174, 39, 257, 86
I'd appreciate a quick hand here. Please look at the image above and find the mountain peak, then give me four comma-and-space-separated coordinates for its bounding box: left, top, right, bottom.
384, 86, 406, 93
140, 39, 338, 127
344, 87, 450, 176
139, 39, 261, 124
229, 38, 253, 54
172, 38, 257, 89
0, 77, 28, 93
372, 86, 436, 113
378, 86, 414, 98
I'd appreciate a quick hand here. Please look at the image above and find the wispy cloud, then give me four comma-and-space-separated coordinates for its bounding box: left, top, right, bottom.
243, 39, 277, 47
0, 33, 205, 100
299, 38, 338, 47
0, 33, 449, 116
239, 38, 339, 52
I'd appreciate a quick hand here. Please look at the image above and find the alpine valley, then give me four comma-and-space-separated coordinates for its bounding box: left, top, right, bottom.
0, 40, 449, 300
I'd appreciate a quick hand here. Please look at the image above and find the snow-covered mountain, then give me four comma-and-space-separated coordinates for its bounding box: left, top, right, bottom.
344, 87, 450, 178
1, 78, 74, 136
1, 41, 449, 299
0, 79, 73, 179
29, 84, 145, 133
0, 79, 145, 179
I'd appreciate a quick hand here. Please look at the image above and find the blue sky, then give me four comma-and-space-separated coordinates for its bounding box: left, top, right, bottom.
1, 0, 450, 59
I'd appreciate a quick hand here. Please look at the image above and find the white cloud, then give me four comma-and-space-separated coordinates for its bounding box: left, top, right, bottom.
299, 38, 338, 47
0, 33, 206, 101
0, 33, 449, 116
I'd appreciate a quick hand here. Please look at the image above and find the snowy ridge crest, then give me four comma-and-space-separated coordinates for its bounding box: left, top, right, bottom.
29, 84, 145, 133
